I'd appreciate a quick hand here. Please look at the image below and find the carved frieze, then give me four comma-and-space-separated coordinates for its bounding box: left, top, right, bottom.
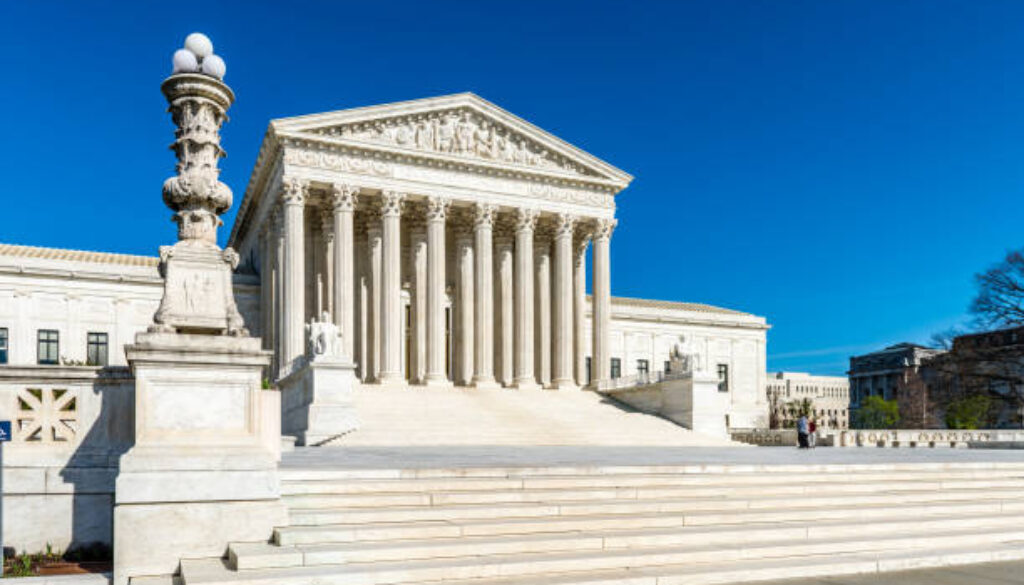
310, 107, 598, 177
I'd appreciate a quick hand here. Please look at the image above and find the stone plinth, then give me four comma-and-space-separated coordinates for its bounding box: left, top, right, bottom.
113, 332, 285, 585
278, 358, 359, 446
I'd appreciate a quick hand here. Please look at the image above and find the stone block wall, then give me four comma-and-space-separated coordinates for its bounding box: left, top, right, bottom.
0, 366, 134, 554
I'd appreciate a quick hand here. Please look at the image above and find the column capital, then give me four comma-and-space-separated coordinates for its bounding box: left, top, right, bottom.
593, 218, 617, 240
281, 176, 309, 206
554, 213, 577, 239
515, 208, 539, 233
425, 196, 452, 222
379, 191, 406, 218
494, 220, 515, 246
331, 183, 359, 212
473, 203, 497, 229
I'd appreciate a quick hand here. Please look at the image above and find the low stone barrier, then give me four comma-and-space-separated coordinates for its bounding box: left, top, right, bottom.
834, 429, 1024, 448
730, 428, 836, 447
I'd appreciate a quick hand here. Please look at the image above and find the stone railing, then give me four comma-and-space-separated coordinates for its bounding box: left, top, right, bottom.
730, 428, 836, 447
833, 429, 1024, 448
596, 370, 687, 393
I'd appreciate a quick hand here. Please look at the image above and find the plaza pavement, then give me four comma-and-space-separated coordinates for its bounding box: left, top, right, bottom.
741, 559, 1024, 584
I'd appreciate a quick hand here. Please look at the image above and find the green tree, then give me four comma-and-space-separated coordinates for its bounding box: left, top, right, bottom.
853, 396, 900, 429
944, 395, 992, 429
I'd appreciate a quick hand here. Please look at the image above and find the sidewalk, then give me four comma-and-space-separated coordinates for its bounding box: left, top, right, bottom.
744, 559, 1024, 584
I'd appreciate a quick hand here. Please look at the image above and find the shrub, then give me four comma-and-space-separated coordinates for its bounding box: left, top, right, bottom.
853, 396, 900, 429
945, 395, 992, 430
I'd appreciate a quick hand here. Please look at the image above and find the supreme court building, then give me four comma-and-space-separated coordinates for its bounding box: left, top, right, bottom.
0, 93, 771, 445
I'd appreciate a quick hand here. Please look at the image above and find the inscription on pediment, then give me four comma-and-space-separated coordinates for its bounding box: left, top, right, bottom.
308, 108, 598, 177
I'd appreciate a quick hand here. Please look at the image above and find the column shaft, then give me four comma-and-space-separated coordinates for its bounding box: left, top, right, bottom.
281, 178, 307, 374
513, 209, 539, 389
495, 234, 514, 386
552, 214, 576, 390
535, 236, 552, 388
424, 197, 451, 386
573, 236, 589, 386
332, 184, 358, 361
367, 221, 382, 382
472, 204, 497, 387
319, 209, 334, 319
410, 226, 428, 384
456, 228, 475, 385
591, 219, 616, 387
378, 191, 406, 384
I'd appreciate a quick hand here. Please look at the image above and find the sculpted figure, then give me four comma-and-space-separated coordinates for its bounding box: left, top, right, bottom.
306, 311, 342, 360
415, 117, 434, 150
437, 113, 457, 152
455, 111, 475, 154
474, 120, 494, 158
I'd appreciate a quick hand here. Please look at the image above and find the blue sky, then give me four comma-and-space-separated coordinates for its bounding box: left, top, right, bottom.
2, 1, 1023, 375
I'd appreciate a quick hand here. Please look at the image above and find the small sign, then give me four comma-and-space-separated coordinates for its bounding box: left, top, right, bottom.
0, 421, 10, 442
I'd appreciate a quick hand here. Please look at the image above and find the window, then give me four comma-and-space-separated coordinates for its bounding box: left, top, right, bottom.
0, 327, 7, 364
717, 363, 729, 392
664, 361, 670, 374
611, 358, 621, 379
37, 330, 59, 365
636, 359, 649, 375
87, 332, 109, 366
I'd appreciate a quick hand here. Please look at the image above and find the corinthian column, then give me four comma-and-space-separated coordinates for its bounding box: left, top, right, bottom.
573, 232, 590, 386
272, 206, 284, 374
591, 218, 616, 387
409, 211, 427, 384
366, 213, 382, 382
513, 208, 539, 390
534, 228, 552, 388
281, 177, 308, 373
331, 184, 358, 361
377, 191, 406, 385
494, 224, 514, 386
455, 218, 475, 386
472, 203, 498, 388
424, 196, 452, 386
552, 213, 576, 390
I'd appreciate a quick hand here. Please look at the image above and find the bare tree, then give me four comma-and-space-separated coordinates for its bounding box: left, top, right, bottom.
971, 250, 1024, 328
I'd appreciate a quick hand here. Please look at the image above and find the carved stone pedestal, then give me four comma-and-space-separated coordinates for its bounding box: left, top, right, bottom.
113, 333, 284, 585
278, 359, 359, 446
674, 371, 729, 438
151, 242, 247, 335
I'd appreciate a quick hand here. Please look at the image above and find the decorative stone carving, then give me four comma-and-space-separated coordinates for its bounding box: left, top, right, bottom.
281, 177, 308, 206
379, 190, 406, 217
151, 65, 248, 335
670, 334, 703, 374
593, 217, 617, 240
331, 183, 359, 211
313, 107, 596, 177
554, 213, 576, 239
425, 196, 451, 222
474, 203, 496, 228
15, 387, 78, 443
283, 148, 393, 177
306, 311, 343, 361
515, 208, 539, 233
161, 74, 234, 244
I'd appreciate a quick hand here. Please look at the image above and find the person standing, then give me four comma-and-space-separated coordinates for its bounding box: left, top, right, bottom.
809, 419, 817, 449
797, 415, 809, 449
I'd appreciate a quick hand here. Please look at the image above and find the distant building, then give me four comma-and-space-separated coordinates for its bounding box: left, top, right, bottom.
848, 343, 944, 409
766, 372, 850, 430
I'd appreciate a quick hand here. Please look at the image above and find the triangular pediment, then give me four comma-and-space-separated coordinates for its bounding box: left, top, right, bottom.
272, 93, 632, 185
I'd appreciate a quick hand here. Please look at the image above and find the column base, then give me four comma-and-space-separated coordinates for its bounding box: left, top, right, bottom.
552, 378, 579, 391
511, 378, 541, 391
471, 376, 501, 390
373, 373, 408, 390
423, 374, 454, 388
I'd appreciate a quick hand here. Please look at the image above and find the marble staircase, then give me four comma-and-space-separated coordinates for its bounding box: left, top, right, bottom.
169, 462, 1024, 585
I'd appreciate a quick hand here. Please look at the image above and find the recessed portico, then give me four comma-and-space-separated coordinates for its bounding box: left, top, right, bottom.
231, 93, 631, 390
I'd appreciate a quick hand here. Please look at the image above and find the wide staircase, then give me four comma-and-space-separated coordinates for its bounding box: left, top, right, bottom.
172, 461, 1024, 585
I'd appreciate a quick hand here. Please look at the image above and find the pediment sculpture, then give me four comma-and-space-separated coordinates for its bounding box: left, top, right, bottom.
311, 108, 596, 177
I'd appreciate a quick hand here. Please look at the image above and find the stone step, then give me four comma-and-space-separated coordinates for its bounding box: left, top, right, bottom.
281, 478, 1024, 508
277, 461, 1024, 482
183, 528, 1024, 585
279, 465, 1024, 488
237, 512, 1024, 568
286, 487, 1024, 526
